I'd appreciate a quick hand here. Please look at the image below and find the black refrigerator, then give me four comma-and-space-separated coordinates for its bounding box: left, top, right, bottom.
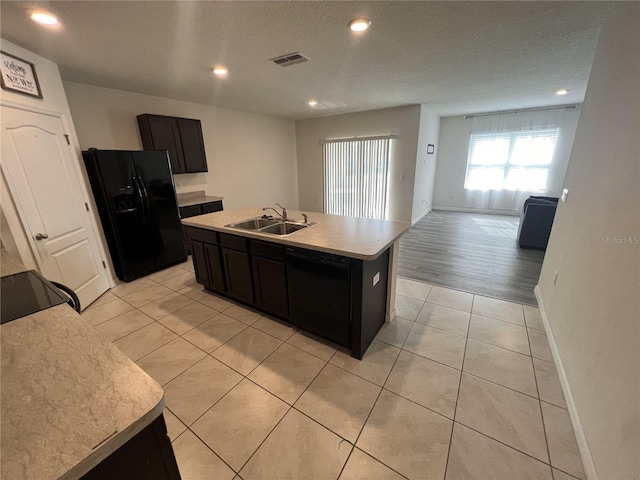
83, 149, 187, 282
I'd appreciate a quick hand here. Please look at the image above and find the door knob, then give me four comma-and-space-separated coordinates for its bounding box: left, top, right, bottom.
35, 233, 49, 241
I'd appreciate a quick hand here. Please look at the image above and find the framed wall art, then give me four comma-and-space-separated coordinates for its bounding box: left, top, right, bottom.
0, 51, 43, 99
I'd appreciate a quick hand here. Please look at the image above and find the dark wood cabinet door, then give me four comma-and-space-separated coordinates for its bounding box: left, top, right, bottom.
252, 256, 288, 318
205, 244, 226, 293
177, 118, 208, 173
143, 115, 186, 174
191, 241, 211, 288
223, 248, 254, 303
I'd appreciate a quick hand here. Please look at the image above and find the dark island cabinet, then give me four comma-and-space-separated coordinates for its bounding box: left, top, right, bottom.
186, 228, 225, 293
183, 226, 390, 359
251, 240, 288, 318
221, 234, 254, 303
137, 113, 208, 174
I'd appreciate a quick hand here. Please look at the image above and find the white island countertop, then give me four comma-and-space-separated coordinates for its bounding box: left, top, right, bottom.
1, 253, 165, 480
182, 207, 411, 260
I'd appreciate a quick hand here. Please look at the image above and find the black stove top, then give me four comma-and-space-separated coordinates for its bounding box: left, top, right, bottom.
1, 271, 68, 324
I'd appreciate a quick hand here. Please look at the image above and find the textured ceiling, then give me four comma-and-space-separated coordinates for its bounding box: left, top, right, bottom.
0, 1, 613, 119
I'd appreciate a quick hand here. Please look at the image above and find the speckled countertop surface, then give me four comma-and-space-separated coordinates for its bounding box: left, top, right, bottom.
1, 254, 165, 480
181, 207, 411, 260
177, 190, 224, 208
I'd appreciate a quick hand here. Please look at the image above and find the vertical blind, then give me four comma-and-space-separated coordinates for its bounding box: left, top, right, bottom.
323, 137, 392, 220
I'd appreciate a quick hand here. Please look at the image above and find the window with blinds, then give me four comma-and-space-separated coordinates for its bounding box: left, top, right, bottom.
323, 137, 392, 220
465, 128, 559, 191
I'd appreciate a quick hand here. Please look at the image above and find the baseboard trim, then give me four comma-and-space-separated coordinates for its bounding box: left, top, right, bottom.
411, 208, 431, 225
534, 285, 598, 480
432, 206, 521, 216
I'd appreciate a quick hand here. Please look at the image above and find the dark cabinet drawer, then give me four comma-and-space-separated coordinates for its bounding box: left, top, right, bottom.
221, 233, 248, 252
201, 201, 223, 214
179, 205, 201, 218
185, 226, 219, 245
250, 240, 285, 261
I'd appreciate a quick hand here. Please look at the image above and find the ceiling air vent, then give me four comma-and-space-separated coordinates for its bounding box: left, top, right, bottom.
270, 52, 309, 67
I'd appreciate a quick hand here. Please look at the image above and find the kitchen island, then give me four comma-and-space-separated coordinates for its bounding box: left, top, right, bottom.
0, 253, 179, 479
182, 208, 411, 358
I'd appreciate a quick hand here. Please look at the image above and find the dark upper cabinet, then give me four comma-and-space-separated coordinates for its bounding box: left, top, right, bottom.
177, 118, 208, 173
137, 114, 208, 174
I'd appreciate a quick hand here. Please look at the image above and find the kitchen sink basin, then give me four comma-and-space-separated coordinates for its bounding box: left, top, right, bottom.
226, 217, 280, 230
225, 216, 315, 236
259, 222, 309, 235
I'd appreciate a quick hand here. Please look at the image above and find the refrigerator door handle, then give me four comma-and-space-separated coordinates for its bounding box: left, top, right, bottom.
132, 175, 148, 224
137, 175, 151, 224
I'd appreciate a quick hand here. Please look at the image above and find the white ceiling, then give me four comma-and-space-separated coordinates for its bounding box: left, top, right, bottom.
0, 1, 614, 120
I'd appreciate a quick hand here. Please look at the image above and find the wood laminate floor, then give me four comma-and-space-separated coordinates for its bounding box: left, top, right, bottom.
398, 210, 545, 305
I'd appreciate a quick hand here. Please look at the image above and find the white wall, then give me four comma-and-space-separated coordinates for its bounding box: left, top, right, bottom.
433, 107, 581, 214
63, 82, 298, 210
411, 105, 440, 223
295, 105, 421, 222
537, 4, 639, 479
0, 39, 109, 275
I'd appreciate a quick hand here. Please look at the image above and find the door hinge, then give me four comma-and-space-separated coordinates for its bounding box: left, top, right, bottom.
63, 134, 70, 145
102, 261, 107, 269
85, 202, 90, 212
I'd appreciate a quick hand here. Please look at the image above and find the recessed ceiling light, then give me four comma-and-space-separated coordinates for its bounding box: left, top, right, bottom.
30, 11, 58, 25
212, 66, 228, 76
349, 18, 371, 32
556, 88, 569, 95
308, 100, 318, 106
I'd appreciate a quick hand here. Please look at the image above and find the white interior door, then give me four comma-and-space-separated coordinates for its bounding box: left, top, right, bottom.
1, 105, 109, 310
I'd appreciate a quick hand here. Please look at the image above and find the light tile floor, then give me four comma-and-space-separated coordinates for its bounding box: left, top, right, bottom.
82, 262, 585, 480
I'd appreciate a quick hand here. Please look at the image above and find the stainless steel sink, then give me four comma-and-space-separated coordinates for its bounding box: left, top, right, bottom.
259, 222, 309, 235
225, 216, 315, 236
226, 217, 280, 230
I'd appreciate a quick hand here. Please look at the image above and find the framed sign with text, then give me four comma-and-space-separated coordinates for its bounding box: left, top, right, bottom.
0, 51, 43, 99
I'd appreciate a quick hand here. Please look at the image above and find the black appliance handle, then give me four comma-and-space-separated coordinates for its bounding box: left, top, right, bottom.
137, 175, 151, 224
132, 175, 147, 224
50, 281, 81, 313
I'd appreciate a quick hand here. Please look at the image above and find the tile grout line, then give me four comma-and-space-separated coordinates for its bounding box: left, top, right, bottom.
526, 310, 555, 471
443, 294, 473, 478
335, 345, 407, 480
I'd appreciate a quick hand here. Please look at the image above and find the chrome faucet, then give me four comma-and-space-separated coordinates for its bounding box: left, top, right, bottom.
263, 203, 288, 221
302, 213, 309, 224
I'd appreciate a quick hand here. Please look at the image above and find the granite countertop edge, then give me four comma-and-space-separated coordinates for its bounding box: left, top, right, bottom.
177, 191, 224, 208
181, 207, 411, 260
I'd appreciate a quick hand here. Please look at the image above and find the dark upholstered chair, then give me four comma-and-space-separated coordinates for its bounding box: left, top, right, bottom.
517, 196, 559, 250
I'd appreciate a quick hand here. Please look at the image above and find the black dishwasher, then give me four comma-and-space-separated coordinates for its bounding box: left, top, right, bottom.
285, 247, 351, 346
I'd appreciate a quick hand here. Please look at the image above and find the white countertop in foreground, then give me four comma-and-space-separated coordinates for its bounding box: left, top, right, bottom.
182, 207, 411, 260
1, 304, 164, 480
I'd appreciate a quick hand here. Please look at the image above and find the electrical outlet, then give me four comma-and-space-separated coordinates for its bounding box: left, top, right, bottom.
561, 188, 569, 203
553, 271, 559, 286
